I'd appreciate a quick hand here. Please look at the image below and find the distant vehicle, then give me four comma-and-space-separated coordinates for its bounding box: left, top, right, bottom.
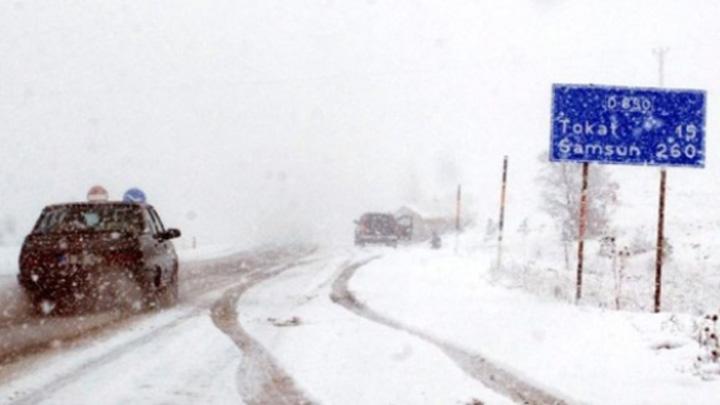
17, 201, 181, 315
354, 213, 399, 247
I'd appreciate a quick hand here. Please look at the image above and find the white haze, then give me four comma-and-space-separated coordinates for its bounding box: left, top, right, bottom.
1, 0, 720, 248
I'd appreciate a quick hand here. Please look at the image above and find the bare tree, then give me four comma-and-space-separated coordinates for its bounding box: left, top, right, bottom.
537, 152, 619, 267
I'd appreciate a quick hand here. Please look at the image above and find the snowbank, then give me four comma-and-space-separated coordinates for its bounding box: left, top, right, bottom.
349, 235, 720, 404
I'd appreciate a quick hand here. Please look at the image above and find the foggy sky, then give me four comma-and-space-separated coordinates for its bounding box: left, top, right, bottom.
1, 0, 720, 247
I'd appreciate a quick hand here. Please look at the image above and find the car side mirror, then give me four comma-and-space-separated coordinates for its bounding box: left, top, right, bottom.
160, 228, 181, 240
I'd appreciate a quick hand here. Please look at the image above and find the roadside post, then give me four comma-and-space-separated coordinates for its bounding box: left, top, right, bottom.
653, 47, 668, 313
576, 162, 589, 303
496, 156, 508, 270
551, 84, 705, 306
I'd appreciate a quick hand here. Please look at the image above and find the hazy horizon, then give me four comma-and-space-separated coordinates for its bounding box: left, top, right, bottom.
2, 0, 720, 248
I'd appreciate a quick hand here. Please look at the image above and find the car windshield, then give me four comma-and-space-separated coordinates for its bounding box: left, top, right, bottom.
364, 215, 394, 229
34, 205, 143, 235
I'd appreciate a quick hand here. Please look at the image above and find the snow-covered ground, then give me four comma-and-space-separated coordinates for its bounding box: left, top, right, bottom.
0, 301, 242, 404
175, 243, 248, 262
0, 249, 290, 405
0, 247, 512, 405
236, 250, 513, 404
2, 237, 718, 404
348, 236, 720, 404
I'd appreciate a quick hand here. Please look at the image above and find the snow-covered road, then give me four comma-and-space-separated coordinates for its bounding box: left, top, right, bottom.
0, 246, 518, 405
2, 240, 715, 404
330, 257, 567, 405
210, 258, 318, 405
0, 247, 312, 404
235, 250, 513, 404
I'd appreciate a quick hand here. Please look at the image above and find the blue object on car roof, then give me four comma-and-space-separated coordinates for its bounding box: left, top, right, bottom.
123, 188, 147, 203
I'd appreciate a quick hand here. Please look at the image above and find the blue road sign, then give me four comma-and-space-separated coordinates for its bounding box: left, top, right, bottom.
551, 84, 706, 167
123, 188, 147, 203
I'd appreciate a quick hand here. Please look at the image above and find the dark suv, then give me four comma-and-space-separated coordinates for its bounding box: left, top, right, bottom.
354, 213, 399, 247
18, 202, 181, 315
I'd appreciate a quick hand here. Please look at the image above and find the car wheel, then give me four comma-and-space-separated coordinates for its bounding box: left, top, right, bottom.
28, 295, 54, 316
24, 290, 69, 316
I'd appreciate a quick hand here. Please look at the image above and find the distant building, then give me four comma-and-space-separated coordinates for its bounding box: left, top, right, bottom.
394, 206, 425, 241
395, 199, 473, 241
394, 205, 453, 241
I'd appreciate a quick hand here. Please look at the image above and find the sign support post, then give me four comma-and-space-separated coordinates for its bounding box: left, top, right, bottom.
576, 162, 589, 303
654, 168, 667, 312
653, 47, 669, 313
453, 184, 462, 254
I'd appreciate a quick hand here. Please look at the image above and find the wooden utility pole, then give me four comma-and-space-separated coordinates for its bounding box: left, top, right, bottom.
575, 162, 590, 303
653, 47, 669, 313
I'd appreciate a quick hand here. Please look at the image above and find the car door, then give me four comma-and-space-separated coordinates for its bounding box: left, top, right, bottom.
147, 206, 177, 287
139, 207, 165, 289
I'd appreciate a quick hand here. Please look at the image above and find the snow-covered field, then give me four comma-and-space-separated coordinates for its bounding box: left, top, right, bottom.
349, 237, 720, 404
481, 160, 720, 316
231, 234, 720, 404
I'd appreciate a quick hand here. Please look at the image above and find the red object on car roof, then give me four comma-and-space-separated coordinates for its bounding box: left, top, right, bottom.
87, 185, 109, 202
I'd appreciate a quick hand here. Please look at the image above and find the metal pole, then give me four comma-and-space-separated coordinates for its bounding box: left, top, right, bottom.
655, 168, 666, 312
653, 47, 669, 313
576, 162, 589, 303
496, 156, 508, 269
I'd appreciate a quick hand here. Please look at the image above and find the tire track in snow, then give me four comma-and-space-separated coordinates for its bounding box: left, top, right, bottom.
6, 307, 209, 405
210, 259, 318, 405
2, 248, 308, 404
4, 265, 278, 404
0, 248, 287, 366
330, 258, 573, 405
